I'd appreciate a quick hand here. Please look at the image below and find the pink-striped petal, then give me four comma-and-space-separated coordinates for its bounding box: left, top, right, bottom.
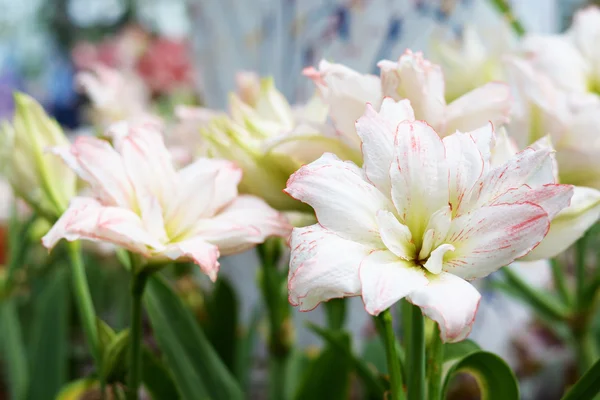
288, 224, 371, 311
285, 153, 393, 245
163, 238, 220, 281
192, 195, 291, 255
443, 203, 550, 280
390, 121, 449, 244
356, 99, 414, 195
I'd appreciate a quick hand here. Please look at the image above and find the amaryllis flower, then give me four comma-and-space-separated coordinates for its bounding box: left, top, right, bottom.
135, 38, 195, 94
506, 57, 600, 189
286, 99, 573, 342
77, 65, 155, 130
201, 75, 359, 212
42, 122, 291, 280
304, 50, 511, 149
521, 6, 600, 96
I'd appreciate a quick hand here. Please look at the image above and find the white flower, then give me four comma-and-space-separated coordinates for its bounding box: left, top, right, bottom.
305, 51, 511, 149
42, 122, 291, 280
285, 100, 573, 342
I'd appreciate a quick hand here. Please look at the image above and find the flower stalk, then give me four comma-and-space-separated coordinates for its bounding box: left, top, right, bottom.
376, 309, 404, 400
406, 302, 425, 400
127, 258, 149, 400
426, 323, 444, 400
67, 242, 102, 374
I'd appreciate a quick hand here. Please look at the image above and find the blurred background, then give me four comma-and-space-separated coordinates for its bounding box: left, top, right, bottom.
0, 0, 596, 399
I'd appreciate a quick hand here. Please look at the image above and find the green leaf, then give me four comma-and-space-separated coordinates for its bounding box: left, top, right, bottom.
284, 348, 311, 400
144, 275, 243, 400
203, 277, 239, 374
27, 267, 70, 399
55, 378, 99, 400
442, 351, 519, 399
234, 306, 262, 392
0, 299, 28, 400
142, 348, 180, 399
561, 357, 600, 400
443, 339, 481, 363
102, 329, 130, 383
310, 323, 386, 399
97, 318, 117, 350
293, 326, 353, 400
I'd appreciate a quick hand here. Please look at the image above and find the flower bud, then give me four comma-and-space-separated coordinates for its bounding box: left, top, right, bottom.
1, 93, 76, 217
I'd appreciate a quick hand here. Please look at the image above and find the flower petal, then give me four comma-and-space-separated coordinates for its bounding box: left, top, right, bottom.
407, 272, 481, 343
491, 184, 573, 219
359, 250, 428, 315
285, 153, 393, 245
120, 122, 178, 208
464, 146, 555, 213
192, 195, 291, 255
63, 136, 135, 208
288, 224, 371, 311
444, 203, 550, 280
166, 158, 242, 240
423, 244, 455, 275
569, 6, 600, 83
379, 50, 446, 127
444, 82, 511, 135
163, 238, 220, 281
305, 60, 382, 148
42, 196, 163, 255
443, 131, 485, 214
376, 210, 415, 260
390, 121, 449, 244
521, 186, 600, 260
356, 99, 415, 195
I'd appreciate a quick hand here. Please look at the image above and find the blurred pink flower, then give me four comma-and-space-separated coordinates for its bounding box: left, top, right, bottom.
42, 122, 291, 280
136, 38, 195, 94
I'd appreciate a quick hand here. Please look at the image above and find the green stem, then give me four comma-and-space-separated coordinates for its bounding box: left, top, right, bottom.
377, 309, 404, 400
550, 258, 571, 307
576, 235, 588, 311
257, 240, 290, 400
406, 303, 425, 400
127, 268, 149, 400
67, 242, 101, 369
488, 0, 526, 37
426, 323, 444, 400
325, 298, 347, 331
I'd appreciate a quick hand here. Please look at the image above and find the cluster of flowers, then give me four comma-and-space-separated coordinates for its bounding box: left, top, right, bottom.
4, 7, 600, 347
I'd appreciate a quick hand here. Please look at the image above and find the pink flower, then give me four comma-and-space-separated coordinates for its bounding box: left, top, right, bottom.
285, 100, 572, 342
305, 51, 511, 148
42, 122, 291, 281
136, 38, 194, 94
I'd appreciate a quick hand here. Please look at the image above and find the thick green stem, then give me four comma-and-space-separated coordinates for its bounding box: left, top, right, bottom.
377, 309, 404, 400
127, 269, 148, 400
67, 242, 101, 369
257, 240, 290, 400
488, 0, 526, 37
426, 323, 444, 400
406, 303, 425, 400
325, 298, 347, 331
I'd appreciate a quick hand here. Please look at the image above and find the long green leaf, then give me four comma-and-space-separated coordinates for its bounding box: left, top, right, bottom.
293, 328, 353, 400
0, 299, 28, 400
234, 306, 261, 392
203, 277, 239, 374
442, 351, 519, 399
27, 267, 70, 400
142, 348, 180, 399
310, 323, 386, 399
561, 358, 600, 400
443, 340, 481, 363
144, 275, 243, 400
